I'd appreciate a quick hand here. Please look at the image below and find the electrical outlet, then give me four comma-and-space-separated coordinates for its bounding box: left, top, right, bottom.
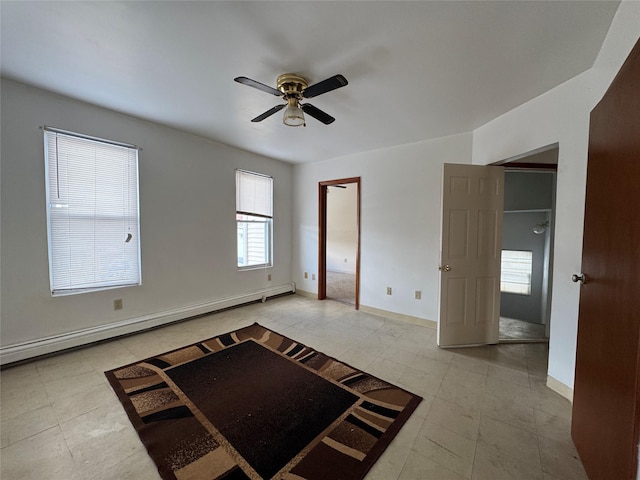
312, 273, 316, 280
386, 287, 392, 295
304, 272, 308, 279
267, 274, 271, 281
415, 290, 422, 300
114, 299, 123, 310
344, 258, 348, 263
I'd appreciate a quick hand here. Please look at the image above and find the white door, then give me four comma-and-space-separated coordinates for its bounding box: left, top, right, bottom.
437, 163, 504, 347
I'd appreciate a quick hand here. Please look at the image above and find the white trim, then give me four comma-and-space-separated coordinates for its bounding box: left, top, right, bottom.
326, 268, 356, 275
293, 292, 437, 330
0, 284, 294, 365
295, 289, 317, 299
42, 125, 141, 150
359, 305, 437, 330
546, 374, 574, 403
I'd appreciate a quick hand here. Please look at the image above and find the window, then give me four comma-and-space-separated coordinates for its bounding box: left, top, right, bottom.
236, 169, 273, 268
500, 250, 532, 295
44, 128, 141, 295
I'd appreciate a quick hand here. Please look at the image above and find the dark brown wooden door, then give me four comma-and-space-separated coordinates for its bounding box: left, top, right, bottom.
571, 38, 640, 480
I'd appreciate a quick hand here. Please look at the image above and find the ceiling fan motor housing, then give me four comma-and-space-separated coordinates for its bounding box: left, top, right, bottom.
277, 73, 308, 98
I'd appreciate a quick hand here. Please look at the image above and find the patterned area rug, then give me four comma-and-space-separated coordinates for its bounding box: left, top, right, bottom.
105, 323, 422, 480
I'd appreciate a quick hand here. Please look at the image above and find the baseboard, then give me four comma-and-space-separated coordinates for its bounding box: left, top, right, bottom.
295, 289, 317, 299
293, 293, 436, 330
359, 305, 437, 330
0, 283, 295, 366
546, 374, 574, 403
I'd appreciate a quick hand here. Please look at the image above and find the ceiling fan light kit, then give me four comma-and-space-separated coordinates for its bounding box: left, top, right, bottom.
283, 97, 306, 127
279, 74, 308, 127
234, 73, 348, 127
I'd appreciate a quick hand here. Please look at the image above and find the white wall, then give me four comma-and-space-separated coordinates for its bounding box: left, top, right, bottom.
326, 184, 357, 274
472, 1, 640, 391
0, 79, 293, 354
293, 133, 472, 322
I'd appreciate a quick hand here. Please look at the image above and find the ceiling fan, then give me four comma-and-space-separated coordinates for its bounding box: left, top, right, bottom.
234, 73, 348, 127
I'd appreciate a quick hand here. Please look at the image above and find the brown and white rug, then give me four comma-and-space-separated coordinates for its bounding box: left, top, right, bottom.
105, 323, 422, 480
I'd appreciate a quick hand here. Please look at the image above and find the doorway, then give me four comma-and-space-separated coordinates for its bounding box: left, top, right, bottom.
437, 157, 557, 347
326, 184, 357, 305
495, 147, 558, 343
318, 177, 361, 309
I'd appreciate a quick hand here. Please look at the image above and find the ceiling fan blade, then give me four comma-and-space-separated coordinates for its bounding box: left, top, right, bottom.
300, 103, 335, 125
251, 104, 285, 122
302, 74, 348, 98
234, 76, 282, 96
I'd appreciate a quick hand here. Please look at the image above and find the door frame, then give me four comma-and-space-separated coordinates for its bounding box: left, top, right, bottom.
318, 177, 361, 309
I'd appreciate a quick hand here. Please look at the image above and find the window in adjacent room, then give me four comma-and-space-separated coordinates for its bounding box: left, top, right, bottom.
236, 169, 273, 269
500, 250, 533, 295
44, 127, 141, 296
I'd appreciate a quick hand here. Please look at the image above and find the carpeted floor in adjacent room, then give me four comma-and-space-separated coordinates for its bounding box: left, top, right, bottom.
326, 271, 356, 306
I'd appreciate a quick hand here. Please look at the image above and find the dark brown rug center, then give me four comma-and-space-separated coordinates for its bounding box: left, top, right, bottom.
106, 323, 422, 480
167, 340, 358, 479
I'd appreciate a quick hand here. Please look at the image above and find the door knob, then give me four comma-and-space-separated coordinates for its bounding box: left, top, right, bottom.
439, 265, 451, 272
572, 273, 586, 284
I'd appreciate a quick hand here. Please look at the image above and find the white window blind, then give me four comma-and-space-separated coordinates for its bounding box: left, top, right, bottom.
500, 250, 532, 295
236, 170, 273, 268
236, 169, 273, 218
44, 129, 141, 295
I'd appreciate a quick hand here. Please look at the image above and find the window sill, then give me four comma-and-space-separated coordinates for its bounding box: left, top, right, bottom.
237, 265, 273, 272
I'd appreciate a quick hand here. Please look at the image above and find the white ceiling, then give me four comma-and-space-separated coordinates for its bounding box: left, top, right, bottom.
0, 1, 619, 164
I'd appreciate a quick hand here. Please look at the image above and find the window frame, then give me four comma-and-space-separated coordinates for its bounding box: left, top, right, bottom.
43, 127, 142, 296
235, 169, 273, 270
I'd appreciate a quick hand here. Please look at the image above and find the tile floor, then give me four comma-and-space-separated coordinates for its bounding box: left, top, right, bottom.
0, 294, 587, 479
499, 317, 547, 342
